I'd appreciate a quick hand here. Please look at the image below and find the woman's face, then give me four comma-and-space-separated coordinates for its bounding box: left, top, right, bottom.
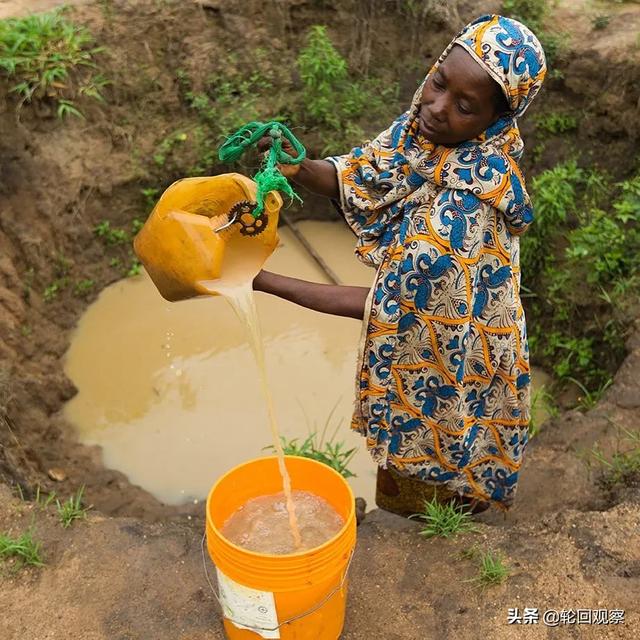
418, 44, 507, 146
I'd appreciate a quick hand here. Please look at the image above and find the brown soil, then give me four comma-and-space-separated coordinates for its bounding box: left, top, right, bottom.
0, 1, 639, 638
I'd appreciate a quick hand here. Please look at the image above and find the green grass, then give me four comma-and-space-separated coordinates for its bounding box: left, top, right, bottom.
411, 496, 479, 539
153, 131, 187, 167
126, 258, 142, 277
34, 485, 57, 509
265, 404, 357, 479
568, 377, 613, 411
588, 426, 640, 488
56, 486, 90, 528
276, 433, 358, 479
140, 187, 160, 212
43, 278, 68, 302
467, 550, 510, 588
0, 7, 106, 117
296, 25, 398, 155
0, 529, 44, 568
73, 279, 95, 298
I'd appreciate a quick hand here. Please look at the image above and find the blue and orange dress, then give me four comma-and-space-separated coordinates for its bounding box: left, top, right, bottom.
327, 14, 547, 511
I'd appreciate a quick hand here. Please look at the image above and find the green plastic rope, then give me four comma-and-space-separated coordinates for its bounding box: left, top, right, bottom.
218, 121, 306, 217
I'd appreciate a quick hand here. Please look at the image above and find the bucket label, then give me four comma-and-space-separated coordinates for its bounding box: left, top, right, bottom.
216, 568, 280, 639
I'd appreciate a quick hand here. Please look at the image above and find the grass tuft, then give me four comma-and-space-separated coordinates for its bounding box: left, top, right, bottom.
0, 8, 106, 117
0, 529, 44, 568
411, 496, 479, 539
467, 550, 510, 588
56, 486, 91, 528
270, 432, 357, 479
589, 425, 640, 488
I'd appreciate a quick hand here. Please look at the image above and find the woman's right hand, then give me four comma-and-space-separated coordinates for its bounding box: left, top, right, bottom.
257, 135, 303, 179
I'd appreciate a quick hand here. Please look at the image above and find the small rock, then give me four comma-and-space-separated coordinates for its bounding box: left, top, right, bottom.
47, 468, 67, 482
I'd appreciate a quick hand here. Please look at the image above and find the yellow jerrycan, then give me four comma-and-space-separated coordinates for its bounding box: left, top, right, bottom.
133, 174, 283, 301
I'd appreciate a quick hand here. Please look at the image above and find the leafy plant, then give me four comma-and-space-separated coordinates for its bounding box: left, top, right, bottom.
43, 278, 68, 302
411, 496, 479, 539
140, 187, 160, 212
73, 279, 95, 298
153, 131, 187, 167
131, 217, 144, 235
94, 220, 129, 245
126, 258, 142, 277
502, 0, 548, 31
534, 111, 578, 135
296, 25, 399, 154
0, 8, 106, 117
56, 486, 91, 528
0, 529, 44, 568
523, 164, 639, 394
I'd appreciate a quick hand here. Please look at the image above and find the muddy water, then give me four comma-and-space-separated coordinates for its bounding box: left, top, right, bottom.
64, 221, 378, 506
222, 490, 344, 554
64, 220, 551, 508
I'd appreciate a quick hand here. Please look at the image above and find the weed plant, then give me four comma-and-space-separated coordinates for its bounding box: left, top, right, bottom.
0, 529, 44, 568
522, 162, 640, 393
411, 496, 479, 539
528, 384, 559, 437
34, 485, 57, 508
466, 550, 510, 588
276, 433, 357, 479
265, 404, 357, 479
0, 8, 106, 117
296, 25, 399, 154
588, 426, 640, 488
56, 486, 91, 528
534, 111, 578, 135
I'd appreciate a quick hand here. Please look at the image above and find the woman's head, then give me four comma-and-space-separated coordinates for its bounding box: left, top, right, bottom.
418, 44, 510, 145
415, 15, 547, 146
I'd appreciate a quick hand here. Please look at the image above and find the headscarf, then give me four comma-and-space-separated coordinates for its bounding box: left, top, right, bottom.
329, 14, 547, 267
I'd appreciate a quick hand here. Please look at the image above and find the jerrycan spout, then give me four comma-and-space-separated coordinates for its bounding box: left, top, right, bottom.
133, 174, 282, 301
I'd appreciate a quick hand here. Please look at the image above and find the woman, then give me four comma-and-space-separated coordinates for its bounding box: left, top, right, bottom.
255, 15, 546, 515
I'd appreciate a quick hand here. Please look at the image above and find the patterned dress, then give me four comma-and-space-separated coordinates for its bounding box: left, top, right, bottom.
327, 15, 547, 509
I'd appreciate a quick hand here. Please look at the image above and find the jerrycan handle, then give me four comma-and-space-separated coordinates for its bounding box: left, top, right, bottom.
218, 121, 306, 217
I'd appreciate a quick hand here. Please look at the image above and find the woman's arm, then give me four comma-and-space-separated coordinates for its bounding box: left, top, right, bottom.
253, 270, 369, 320
257, 137, 339, 200
291, 158, 339, 200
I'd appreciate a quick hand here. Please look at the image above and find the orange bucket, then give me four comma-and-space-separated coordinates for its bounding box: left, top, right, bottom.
205, 456, 357, 639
